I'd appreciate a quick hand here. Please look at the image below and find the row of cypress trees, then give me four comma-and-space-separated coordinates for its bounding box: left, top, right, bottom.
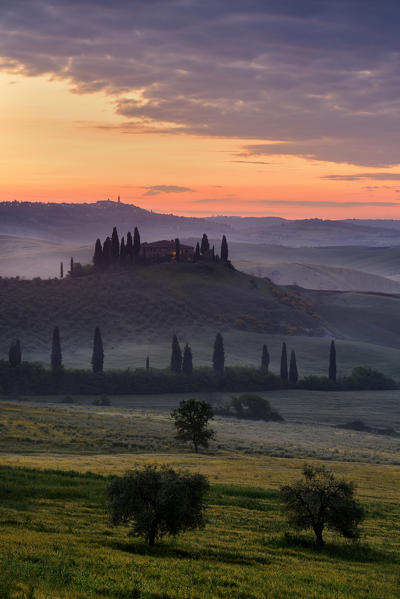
170, 332, 225, 376
278, 340, 336, 383
93, 226, 141, 269
6, 329, 337, 382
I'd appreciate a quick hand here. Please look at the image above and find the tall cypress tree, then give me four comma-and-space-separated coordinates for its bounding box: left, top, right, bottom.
133, 227, 141, 258
120, 237, 126, 266
213, 332, 225, 376
175, 238, 181, 261
51, 326, 63, 373
170, 334, 182, 374
280, 342, 288, 382
221, 235, 228, 261
211, 246, 215, 261
93, 239, 103, 269
329, 340, 337, 382
201, 233, 209, 255
60, 262, 64, 278
261, 344, 270, 373
102, 237, 112, 267
146, 356, 150, 370
126, 231, 133, 264
194, 242, 201, 262
182, 344, 193, 375
92, 327, 104, 374
289, 349, 298, 384
70, 257, 74, 276
111, 226, 120, 262
9, 339, 21, 368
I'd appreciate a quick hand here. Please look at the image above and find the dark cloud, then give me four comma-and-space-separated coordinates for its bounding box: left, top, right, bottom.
142, 185, 194, 196
1, 1, 400, 166
323, 173, 400, 181
193, 198, 399, 207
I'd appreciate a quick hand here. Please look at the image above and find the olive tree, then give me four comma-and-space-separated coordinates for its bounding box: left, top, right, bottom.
107, 465, 209, 546
280, 464, 364, 546
172, 399, 215, 453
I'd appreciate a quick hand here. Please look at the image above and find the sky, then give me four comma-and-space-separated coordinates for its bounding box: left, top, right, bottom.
1, 0, 400, 218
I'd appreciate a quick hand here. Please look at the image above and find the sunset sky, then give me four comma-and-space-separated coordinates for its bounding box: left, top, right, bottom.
1, 1, 400, 218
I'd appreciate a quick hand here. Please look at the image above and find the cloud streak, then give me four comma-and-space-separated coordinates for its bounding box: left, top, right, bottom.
142, 185, 194, 196
1, 1, 400, 166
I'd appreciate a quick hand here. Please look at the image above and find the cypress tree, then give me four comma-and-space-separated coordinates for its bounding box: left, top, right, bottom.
201, 233, 209, 255
329, 340, 337, 382
111, 226, 120, 262
280, 342, 288, 382
213, 332, 225, 376
70, 257, 74, 276
211, 246, 215, 261
182, 344, 193, 375
261, 344, 270, 373
93, 239, 103, 269
194, 242, 201, 262
120, 237, 126, 266
289, 349, 298, 384
175, 238, 181, 261
9, 339, 21, 368
170, 334, 182, 374
91, 327, 104, 374
51, 326, 63, 373
221, 235, 228, 261
126, 231, 133, 264
60, 262, 64, 278
133, 227, 141, 258
146, 356, 150, 370
102, 237, 112, 267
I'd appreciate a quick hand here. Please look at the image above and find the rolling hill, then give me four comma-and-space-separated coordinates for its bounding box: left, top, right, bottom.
255, 262, 400, 293
2, 200, 400, 246
0, 261, 324, 358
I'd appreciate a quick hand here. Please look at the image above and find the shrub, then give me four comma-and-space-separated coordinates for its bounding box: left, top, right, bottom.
280, 464, 365, 547
107, 465, 209, 546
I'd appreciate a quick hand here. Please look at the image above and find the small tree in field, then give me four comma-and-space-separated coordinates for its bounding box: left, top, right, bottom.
107, 465, 209, 546
172, 399, 215, 453
212, 332, 225, 376
261, 344, 270, 373
289, 349, 298, 384
280, 464, 364, 547
51, 326, 63, 373
170, 334, 182, 374
182, 344, 193, 375
91, 327, 104, 373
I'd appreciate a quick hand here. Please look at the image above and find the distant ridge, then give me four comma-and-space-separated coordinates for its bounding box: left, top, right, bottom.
1, 200, 400, 246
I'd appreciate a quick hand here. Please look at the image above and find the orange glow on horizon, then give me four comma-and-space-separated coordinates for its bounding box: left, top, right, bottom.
1, 73, 400, 219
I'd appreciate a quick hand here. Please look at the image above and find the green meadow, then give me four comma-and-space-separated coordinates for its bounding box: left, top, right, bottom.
0, 392, 399, 598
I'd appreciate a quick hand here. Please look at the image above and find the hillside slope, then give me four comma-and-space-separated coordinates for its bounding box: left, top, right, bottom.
258, 262, 400, 293
0, 262, 323, 356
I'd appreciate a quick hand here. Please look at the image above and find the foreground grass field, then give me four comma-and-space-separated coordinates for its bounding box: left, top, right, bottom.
0, 459, 399, 599
1, 394, 399, 597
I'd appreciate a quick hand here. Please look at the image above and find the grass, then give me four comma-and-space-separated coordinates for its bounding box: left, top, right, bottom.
1, 388, 400, 463
0, 461, 399, 598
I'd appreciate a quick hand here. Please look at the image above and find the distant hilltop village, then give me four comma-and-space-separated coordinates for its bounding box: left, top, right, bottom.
63, 226, 230, 278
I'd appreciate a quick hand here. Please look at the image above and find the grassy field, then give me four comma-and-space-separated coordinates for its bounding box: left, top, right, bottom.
0, 392, 399, 597
0, 459, 399, 599
1, 389, 399, 463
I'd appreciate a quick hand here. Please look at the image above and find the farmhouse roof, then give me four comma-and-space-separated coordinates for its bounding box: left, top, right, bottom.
141, 240, 194, 250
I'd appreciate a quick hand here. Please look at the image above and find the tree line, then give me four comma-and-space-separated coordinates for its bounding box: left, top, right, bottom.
3, 332, 395, 395
6, 328, 335, 381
